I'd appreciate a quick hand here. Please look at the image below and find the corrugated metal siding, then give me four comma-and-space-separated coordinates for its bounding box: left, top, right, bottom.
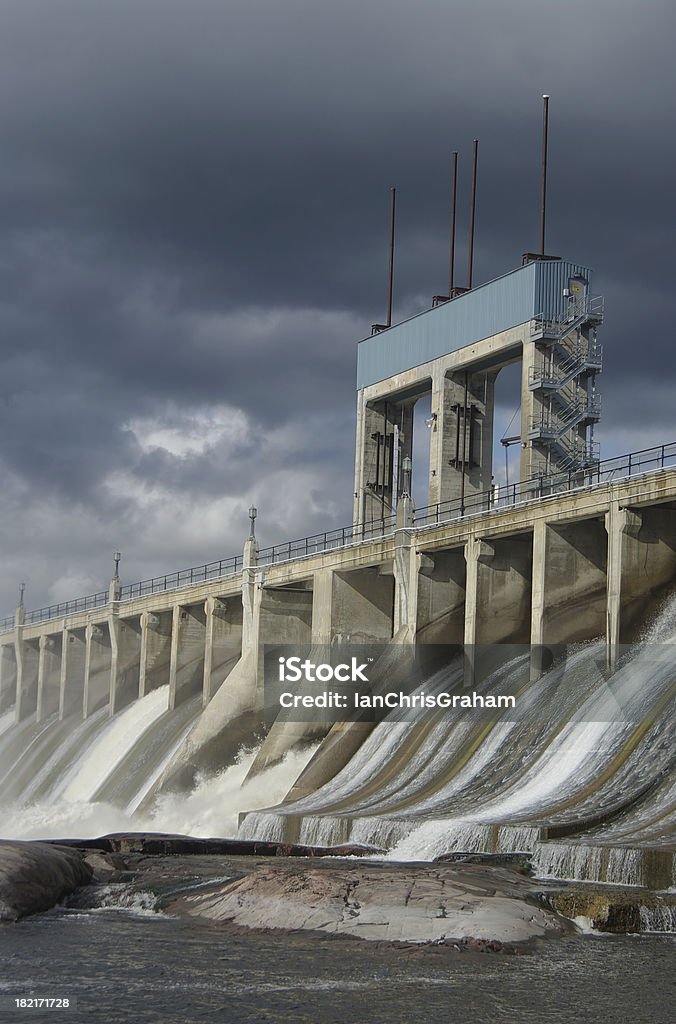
356, 258, 593, 391
534, 260, 593, 321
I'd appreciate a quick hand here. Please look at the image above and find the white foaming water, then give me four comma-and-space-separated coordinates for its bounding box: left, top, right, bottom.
385, 819, 541, 862
146, 741, 320, 838
125, 720, 197, 814
2, 740, 319, 841
57, 686, 170, 802
639, 904, 676, 933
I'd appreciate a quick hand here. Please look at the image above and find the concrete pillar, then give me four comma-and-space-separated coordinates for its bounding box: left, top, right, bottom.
0, 643, 17, 715
15, 628, 39, 722
311, 569, 334, 645
430, 369, 496, 509
202, 597, 242, 706
393, 527, 419, 639
605, 503, 642, 671
109, 614, 142, 715
60, 629, 87, 719
529, 519, 550, 679
464, 536, 494, 647
169, 603, 207, 710
139, 611, 172, 697
83, 622, 111, 718
36, 633, 62, 721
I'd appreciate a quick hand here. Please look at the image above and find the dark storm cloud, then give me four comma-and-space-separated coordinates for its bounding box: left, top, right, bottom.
0, 0, 674, 609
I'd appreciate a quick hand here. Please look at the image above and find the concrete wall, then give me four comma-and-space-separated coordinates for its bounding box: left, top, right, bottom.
37, 633, 62, 721
60, 629, 86, 719
331, 569, 394, 643
169, 604, 207, 710
531, 519, 607, 646
83, 622, 111, 718
619, 504, 676, 638
203, 596, 243, 706
15, 634, 39, 721
259, 587, 313, 647
110, 615, 142, 714
140, 610, 173, 697
416, 548, 466, 644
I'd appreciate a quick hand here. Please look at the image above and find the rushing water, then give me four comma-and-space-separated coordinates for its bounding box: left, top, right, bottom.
0, 905, 673, 1024
1, 597, 674, 890
238, 596, 676, 882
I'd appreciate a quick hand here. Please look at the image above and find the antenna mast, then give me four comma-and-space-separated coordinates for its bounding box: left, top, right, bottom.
540, 95, 549, 255
467, 139, 479, 289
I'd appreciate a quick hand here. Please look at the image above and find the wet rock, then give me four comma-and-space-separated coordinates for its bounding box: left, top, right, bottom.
0, 840, 92, 922
170, 862, 572, 947
83, 851, 129, 882
549, 888, 676, 934
434, 852, 533, 874
47, 833, 385, 859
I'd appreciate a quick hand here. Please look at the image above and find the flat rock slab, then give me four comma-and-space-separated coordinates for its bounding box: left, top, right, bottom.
173, 863, 571, 947
0, 841, 92, 922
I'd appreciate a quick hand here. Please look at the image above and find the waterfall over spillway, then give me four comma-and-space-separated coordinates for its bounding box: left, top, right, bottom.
1, 593, 674, 890
237, 594, 676, 887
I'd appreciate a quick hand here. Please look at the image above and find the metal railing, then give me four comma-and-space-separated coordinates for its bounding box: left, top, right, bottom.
257, 514, 397, 567
529, 396, 602, 438
119, 555, 243, 600
22, 590, 109, 627
2, 441, 675, 635
529, 341, 603, 390
414, 442, 676, 527
530, 296, 604, 340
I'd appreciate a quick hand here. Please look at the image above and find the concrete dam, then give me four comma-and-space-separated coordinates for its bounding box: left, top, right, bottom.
1, 255, 675, 900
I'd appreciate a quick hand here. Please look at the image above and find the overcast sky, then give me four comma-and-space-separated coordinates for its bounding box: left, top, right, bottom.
1, 0, 674, 613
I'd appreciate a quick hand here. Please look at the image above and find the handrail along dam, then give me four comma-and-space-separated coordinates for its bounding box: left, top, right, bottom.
1, 254, 674, 898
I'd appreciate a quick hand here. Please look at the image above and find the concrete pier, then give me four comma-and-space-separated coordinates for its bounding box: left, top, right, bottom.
109, 613, 142, 714
15, 630, 39, 722
202, 597, 242, 706
169, 604, 207, 710
36, 634, 62, 721
83, 622, 111, 718
139, 611, 172, 697
60, 629, 86, 719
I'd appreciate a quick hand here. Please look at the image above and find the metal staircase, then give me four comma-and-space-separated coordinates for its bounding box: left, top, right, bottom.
528, 295, 604, 475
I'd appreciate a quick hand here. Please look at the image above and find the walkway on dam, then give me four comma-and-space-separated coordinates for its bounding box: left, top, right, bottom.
3, 441, 674, 633
1, 441, 675, 724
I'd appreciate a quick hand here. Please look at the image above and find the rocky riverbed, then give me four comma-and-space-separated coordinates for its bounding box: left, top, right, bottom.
1, 834, 674, 948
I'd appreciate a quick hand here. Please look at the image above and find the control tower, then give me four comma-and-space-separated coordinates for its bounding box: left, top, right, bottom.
353, 256, 603, 525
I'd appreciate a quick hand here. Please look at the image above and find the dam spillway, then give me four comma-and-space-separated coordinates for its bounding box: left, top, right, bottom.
0, 448, 674, 894
0, 255, 674, 900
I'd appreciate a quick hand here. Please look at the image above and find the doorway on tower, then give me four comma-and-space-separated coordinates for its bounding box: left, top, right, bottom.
493, 362, 523, 492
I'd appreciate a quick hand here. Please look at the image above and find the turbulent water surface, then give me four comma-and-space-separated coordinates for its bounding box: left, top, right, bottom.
0, 906, 673, 1024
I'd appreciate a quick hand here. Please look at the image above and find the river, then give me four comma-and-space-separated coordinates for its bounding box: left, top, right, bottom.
0, 904, 673, 1024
